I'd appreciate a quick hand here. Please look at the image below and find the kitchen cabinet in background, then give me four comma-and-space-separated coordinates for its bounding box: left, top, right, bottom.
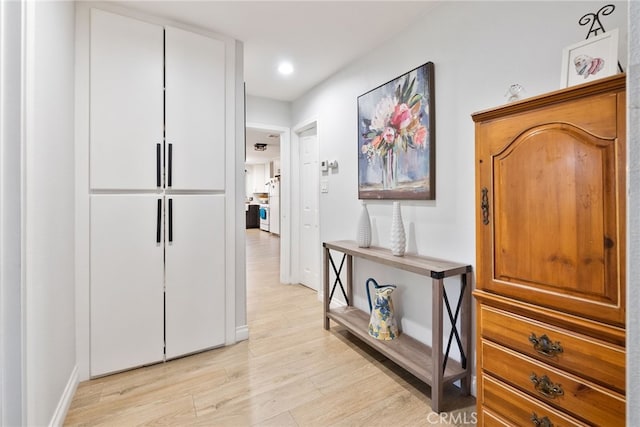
246, 204, 259, 228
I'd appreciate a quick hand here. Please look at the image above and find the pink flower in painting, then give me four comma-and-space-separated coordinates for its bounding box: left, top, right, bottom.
360, 73, 429, 175
382, 127, 396, 144
390, 103, 412, 130
413, 126, 427, 147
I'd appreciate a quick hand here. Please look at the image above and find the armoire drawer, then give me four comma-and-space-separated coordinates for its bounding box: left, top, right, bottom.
482, 374, 588, 427
481, 408, 512, 427
481, 340, 625, 426
480, 305, 625, 392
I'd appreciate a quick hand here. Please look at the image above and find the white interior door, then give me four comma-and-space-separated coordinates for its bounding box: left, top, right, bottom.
165, 26, 225, 191
90, 9, 163, 191
90, 195, 164, 376
165, 195, 225, 359
300, 129, 319, 290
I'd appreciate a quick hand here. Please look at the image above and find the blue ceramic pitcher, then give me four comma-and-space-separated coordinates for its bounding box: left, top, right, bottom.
365, 278, 399, 340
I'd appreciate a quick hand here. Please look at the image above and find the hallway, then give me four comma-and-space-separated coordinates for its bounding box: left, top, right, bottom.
65, 229, 474, 425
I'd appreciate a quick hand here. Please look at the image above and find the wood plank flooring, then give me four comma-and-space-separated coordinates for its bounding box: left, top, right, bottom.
65, 229, 475, 426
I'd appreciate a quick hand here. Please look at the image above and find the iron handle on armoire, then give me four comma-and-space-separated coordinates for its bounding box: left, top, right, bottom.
156, 199, 162, 243
168, 198, 173, 242
481, 187, 490, 225
168, 143, 173, 187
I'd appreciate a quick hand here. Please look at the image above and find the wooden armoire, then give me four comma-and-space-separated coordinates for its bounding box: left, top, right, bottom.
473, 74, 626, 426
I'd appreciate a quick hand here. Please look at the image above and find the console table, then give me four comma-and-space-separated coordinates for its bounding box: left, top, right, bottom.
322, 240, 473, 413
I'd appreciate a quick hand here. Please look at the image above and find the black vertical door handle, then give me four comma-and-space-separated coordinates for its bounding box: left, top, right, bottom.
156, 143, 161, 187
168, 143, 173, 187
156, 198, 162, 243
168, 198, 173, 242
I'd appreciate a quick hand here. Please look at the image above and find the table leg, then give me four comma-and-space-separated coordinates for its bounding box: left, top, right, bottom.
323, 246, 330, 330
432, 277, 444, 413
346, 254, 353, 307
460, 272, 472, 395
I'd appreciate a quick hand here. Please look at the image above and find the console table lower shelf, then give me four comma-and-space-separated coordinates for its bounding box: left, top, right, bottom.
327, 307, 468, 386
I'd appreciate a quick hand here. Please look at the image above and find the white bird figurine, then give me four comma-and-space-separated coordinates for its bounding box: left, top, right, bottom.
505, 84, 525, 102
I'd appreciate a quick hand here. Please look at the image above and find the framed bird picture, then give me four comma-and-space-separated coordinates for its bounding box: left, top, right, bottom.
561, 29, 619, 87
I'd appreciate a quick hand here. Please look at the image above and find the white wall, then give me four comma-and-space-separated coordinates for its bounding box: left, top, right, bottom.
627, 1, 639, 424
291, 1, 629, 361
0, 1, 24, 425
246, 95, 291, 128
24, 1, 77, 425
230, 40, 247, 342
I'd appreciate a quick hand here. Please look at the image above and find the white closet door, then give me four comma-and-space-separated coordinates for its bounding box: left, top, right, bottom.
165, 195, 225, 359
90, 195, 164, 376
90, 9, 163, 190
165, 26, 226, 191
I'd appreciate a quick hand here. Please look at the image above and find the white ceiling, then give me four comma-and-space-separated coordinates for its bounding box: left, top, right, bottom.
114, 0, 440, 165
116, 1, 440, 102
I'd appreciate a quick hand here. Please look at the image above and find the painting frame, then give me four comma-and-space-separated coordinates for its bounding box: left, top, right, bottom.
358, 62, 435, 200
561, 28, 619, 88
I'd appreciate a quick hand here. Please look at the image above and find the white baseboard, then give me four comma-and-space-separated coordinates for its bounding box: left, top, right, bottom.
330, 299, 347, 309
318, 291, 347, 309
236, 325, 249, 342
471, 374, 477, 397
49, 364, 78, 427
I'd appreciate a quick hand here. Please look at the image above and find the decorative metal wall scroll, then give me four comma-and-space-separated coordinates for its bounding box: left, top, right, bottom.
578, 4, 623, 72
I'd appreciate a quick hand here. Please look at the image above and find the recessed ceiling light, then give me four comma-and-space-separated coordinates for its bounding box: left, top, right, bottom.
278, 61, 294, 75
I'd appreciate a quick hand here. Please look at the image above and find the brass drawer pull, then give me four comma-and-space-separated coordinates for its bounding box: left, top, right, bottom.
530, 373, 564, 399
529, 333, 563, 357
531, 412, 554, 427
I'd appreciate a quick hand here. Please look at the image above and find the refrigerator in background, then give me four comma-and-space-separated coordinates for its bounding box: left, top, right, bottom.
269, 177, 280, 235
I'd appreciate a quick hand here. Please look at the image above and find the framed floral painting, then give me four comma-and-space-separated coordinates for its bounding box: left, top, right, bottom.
358, 62, 435, 200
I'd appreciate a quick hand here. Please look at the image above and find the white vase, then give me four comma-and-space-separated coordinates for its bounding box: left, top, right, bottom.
390, 202, 406, 256
356, 201, 372, 248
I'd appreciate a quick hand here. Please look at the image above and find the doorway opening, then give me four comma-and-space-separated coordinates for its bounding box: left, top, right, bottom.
245, 123, 291, 285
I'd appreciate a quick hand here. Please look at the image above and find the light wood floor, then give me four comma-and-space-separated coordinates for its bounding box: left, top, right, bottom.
65, 229, 475, 426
